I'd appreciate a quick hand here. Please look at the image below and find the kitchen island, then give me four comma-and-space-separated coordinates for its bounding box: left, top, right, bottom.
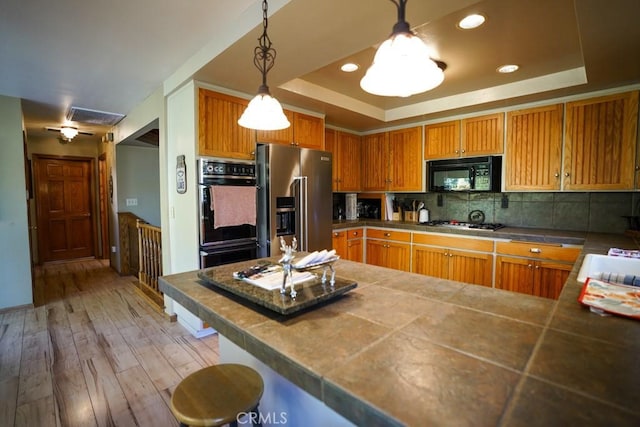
159, 231, 640, 426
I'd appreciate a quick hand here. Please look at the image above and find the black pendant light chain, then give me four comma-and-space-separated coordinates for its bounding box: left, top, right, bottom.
254, 0, 276, 92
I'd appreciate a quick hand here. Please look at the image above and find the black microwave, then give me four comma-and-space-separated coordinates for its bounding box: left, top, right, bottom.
427, 156, 502, 192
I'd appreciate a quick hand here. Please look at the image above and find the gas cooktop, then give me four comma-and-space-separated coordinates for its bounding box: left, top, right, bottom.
426, 220, 506, 231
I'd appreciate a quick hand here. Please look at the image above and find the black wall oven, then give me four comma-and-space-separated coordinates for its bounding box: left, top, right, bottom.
198, 158, 257, 268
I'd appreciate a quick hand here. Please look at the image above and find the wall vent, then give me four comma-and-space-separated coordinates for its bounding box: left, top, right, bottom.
67, 107, 125, 126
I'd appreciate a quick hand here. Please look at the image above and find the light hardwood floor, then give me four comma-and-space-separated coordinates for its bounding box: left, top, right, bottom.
0, 259, 220, 426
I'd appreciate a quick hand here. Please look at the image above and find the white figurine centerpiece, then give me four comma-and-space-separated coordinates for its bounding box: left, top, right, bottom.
279, 236, 298, 298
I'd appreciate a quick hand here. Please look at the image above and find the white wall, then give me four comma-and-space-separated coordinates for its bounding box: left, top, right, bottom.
115, 145, 161, 226
111, 87, 165, 271
165, 81, 199, 274
0, 95, 33, 310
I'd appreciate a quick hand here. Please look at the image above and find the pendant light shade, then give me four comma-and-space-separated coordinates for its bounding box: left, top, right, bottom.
238, 0, 290, 131
238, 88, 290, 131
60, 126, 79, 140
360, 0, 445, 97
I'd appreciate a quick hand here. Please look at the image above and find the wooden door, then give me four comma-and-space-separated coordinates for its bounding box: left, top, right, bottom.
337, 131, 362, 192
362, 132, 389, 191
388, 126, 423, 191
292, 112, 324, 149
448, 249, 493, 287
346, 239, 363, 263
533, 261, 572, 299
34, 156, 95, 262
198, 89, 256, 159
563, 91, 638, 190
412, 245, 447, 279
495, 256, 534, 295
386, 242, 411, 272
256, 110, 294, 145
365, 239, 387, 268
424, 120, 460, 159
332, 230, 348, 259
505, 104, 563, 190
461, 113, 504, 156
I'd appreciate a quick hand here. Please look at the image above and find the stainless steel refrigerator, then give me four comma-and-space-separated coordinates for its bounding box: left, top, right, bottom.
256, 144, 333, 258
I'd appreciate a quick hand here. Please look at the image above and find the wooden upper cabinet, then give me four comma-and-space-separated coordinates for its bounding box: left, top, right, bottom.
424, 114, 503, 160
424, 120, 460, 159
362, 132, 389, 191
326, 129, 361, 192
461, 113, 504, 156
563, 91, 639, 190
293, 113, 324, 149
363, 127, 422, 192
256, 110, 294, 145
388, 126, 423, 191
198, 89, 256, 160
325, 128, 339, 191
257, 111, 324, 149
336, 131, 361, 192
505, 104, 563, 191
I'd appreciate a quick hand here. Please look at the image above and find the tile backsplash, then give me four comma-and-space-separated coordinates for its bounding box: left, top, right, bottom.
394, 192, 640, 234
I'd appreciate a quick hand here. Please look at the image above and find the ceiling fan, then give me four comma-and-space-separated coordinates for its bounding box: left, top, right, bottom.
45, 126, 94, 142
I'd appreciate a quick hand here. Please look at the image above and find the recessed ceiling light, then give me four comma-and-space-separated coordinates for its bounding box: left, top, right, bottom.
458, 14, 486, 30
341, 63, 359, 72
497, 64, 519, 74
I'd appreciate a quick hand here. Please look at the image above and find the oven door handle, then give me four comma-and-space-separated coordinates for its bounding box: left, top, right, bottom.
201, 185, 215, 229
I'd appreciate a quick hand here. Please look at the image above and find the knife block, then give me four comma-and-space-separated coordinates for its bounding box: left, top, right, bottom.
404, 211, 417, 222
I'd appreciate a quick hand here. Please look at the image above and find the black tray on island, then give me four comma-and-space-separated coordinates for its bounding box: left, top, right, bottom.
196, 261, 357, 316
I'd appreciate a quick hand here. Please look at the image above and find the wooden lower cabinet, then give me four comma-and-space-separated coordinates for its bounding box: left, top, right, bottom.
495, 256, 573, 299
332, 228, 363, 262
412, 234, 493, 287
332, 230, 348, 260
495, 241, 581, 299
365, 229, 411, 271
346, 228, 363, 263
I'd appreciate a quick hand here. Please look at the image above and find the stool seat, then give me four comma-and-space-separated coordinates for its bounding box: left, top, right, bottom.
170, 363, 264, 427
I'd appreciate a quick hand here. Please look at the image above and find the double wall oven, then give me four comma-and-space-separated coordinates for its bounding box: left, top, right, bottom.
198, 158, 257, 268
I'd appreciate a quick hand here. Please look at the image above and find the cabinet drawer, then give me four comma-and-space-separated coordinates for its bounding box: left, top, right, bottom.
496, 241, 581, 262
366, 228, 411, 242
413, 233, 494, 252
346, 228, 364, 239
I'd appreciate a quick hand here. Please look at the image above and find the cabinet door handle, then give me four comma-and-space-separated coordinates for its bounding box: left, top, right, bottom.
554, 172, 560, 178
352, 231, 359, 236
461, 149, 465, 154
564, 172, 570, 177
333, 232, 339, 237
528, 264, 533, 268
535, 265, 540, 269
384, 232, 391, 237
530, 248, 541, 253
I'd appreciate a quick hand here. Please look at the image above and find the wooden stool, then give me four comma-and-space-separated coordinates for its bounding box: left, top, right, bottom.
170, 363, 264, 427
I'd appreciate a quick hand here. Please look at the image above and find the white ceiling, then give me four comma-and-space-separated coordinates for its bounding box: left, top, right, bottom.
3, 0, 640, 141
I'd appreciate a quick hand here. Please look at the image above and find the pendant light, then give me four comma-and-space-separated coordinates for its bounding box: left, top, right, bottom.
238, 0, 290, 131
360, 0, 445, 97
60, 126, 79, 140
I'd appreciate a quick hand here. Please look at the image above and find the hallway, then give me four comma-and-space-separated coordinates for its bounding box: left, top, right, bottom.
0, 259, 219, 426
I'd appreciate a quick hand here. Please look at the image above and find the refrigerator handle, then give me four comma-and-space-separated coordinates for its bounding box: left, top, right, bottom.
293, 176, 308, 251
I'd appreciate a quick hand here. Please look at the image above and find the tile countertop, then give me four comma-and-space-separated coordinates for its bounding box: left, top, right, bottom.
159, 229, 640, 426
332, 219, 588, 245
